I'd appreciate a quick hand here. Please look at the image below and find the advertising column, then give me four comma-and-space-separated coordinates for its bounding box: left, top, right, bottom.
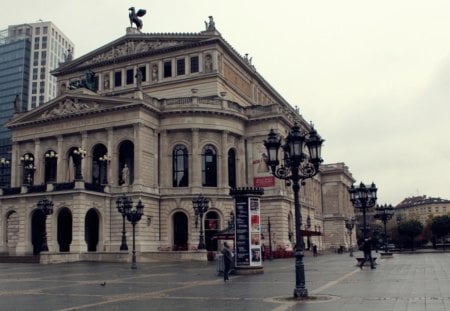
230, 187, 264, 274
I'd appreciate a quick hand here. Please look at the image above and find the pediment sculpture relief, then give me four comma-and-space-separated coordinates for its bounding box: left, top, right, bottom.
82, 40, 179, 66
40, 98, 99, 119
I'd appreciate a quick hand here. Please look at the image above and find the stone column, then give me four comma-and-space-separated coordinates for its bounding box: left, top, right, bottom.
107, 128, 113, 185
133, 122, 142, 187
56, 135, 63, 183
191, 128, 201, 190
159, 130, 168, 188
11, 141, 18, 187
221, 131, 228, 189
33, 138, 41, 185
81, 131, 88, 181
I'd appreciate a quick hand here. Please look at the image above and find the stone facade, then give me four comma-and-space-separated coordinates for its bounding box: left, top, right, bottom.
0, 22, 354, 262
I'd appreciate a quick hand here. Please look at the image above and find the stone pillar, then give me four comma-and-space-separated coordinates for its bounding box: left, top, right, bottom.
159, 130, 168, 188
133, 123, 142, 187
229, 187, 264, 275
107, 128, 113, 185
56, 135, 63, 183
221, 131, 228, 189
34, 138, 41, 185
191, 128, 201, 190
11, 141, 18, 187
81, 131, 88, 181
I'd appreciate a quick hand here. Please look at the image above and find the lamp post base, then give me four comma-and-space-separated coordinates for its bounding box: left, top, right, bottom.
294, 287, 308, 299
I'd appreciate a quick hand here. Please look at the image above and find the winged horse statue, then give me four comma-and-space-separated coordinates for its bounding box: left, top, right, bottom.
129, 7, 147, 31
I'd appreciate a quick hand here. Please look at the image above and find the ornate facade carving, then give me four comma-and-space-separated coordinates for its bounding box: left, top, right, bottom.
40, 99, 99, 119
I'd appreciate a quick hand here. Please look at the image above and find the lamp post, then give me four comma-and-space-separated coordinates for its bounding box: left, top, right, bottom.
37, 198, 54, 252
192, 194, 209, 250
0, 157, 10, 188
268, 217, 273, 260
396, 214, 403, 251
116, 194, 130, 251
45, 151, 58, 183
374, 204, 395, 253
345, 217, 356, 257
98, 154, 111, 184
264, 123, 324, 299
72, 147, 86, 180
123, 197, 144, 269
349, 182, 377, 240
20, 154, 35, 185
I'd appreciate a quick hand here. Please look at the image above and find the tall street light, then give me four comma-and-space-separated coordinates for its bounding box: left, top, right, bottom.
345, 217, 356, 257
116, 194, 130, 251
192, 194, 209, 250
375, 204, 395, 253
264, 123, 324, 299
0, 157, 10, 188
37, 198, 54, 252
123, 197, 144, 269
72, 147, 87, 180
349, 182, 378, 240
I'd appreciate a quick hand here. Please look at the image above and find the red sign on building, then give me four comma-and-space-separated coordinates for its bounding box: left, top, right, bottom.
253, 176, 275, 187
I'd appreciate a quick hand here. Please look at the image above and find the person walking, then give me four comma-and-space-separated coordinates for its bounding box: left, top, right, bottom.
222, 242, 233, 282
359, 237, 376, 269
312, 244, 318, 257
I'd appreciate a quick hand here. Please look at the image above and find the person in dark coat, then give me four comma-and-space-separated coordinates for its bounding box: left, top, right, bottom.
222, 242, 233, 282
359, 237, 375, 269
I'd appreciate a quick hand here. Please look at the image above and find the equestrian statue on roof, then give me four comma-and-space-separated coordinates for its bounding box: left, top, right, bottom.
129, 7, 147, 31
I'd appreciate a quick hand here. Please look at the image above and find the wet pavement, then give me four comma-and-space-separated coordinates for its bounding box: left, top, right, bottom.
0, 251, 448, 311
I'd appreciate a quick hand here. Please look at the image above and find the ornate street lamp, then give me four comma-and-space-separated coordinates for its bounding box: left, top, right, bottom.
72, 147, 87, 180
98, 154, 111, 184
37, 198, 54, 252
0, 157, 10, 188
116, 194, 131, 251
20, 154, 35, 185
123, 197, 144, 269
375, 204, 395, 253
345, 217, 356, 257
264, 123, 324, 299
349, 182, 378, 240
45, 151, 58, 183
192, 194, 209, 250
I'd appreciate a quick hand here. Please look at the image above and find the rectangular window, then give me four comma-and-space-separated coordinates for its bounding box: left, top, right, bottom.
190, 56, 199, 73
139, 66, 146, 82
35, 27, 40, 35
164, 61, 172, 78
43, 26, 48, 34
126, 68, 134, 85
114, 71, 122, 87
177, 58, 185, 76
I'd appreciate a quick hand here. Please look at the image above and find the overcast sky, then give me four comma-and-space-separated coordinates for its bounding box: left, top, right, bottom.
2, 0, 449, 205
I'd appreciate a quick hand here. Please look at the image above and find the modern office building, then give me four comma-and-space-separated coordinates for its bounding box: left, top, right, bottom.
0, 22, 74, 188
0, 18, 354, 263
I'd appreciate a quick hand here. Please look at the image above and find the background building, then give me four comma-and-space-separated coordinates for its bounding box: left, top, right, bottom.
395, 195, 450, 225
0, 21, 74, 188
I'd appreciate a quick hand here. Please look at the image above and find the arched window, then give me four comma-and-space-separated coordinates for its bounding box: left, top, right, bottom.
92, 144, 108, 185
173, 145, 188, 187
228, 149, 236, 188
202, 144, 217, 187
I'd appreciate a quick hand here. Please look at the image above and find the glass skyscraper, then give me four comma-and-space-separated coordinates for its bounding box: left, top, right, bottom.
0, 22, 74, 188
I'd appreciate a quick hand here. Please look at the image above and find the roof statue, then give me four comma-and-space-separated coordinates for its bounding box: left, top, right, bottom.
129, 7, 147, 31
204, 16, 216, 32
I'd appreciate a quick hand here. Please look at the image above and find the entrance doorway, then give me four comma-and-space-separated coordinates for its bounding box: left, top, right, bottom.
85, 209, 99, 252
173, 212, 188, 251
57, 208, 72, 252
31, 209, 45, 255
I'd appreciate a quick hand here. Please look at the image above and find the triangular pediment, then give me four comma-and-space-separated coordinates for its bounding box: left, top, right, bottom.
54, 32, 220, 75
7, 92, 139, 128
